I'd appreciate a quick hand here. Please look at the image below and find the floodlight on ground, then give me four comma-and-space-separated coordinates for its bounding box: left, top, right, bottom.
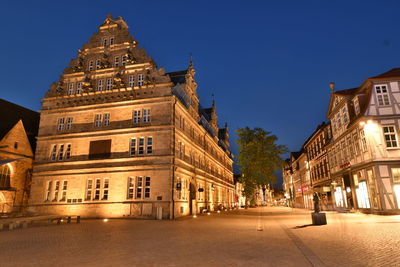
193, 215, 197, 218
103, 218, 109, 222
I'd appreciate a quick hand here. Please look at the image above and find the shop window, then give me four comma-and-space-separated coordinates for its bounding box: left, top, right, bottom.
392, 168, 400, 183
356, 181, 370, 209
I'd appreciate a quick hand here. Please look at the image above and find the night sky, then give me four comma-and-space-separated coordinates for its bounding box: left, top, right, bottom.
2, 0, 400, 170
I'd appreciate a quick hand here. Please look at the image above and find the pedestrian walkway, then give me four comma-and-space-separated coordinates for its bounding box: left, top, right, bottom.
0, 207, 399, 266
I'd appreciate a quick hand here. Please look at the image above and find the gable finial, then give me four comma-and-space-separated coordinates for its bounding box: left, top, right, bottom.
330, 82, 335, 93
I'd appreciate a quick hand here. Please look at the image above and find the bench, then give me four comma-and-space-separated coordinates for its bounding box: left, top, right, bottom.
0, 215, 80, 231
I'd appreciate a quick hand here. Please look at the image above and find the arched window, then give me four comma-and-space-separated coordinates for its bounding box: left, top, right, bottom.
0, 165, 11, 188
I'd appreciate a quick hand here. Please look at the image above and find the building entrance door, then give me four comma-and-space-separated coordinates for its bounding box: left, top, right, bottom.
189, 183, 196, 215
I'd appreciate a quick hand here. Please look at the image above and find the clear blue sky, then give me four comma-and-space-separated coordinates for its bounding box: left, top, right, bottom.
2, 0, 400, 162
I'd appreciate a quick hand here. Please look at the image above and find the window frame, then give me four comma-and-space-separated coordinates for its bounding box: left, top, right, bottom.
375, 84, 390, 106
383, 125, 398, 148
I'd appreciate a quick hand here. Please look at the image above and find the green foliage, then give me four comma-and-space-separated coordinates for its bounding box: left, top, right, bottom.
236, 127, 288, 198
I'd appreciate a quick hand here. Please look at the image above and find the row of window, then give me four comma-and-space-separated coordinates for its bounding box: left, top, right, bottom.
45, 180, 68, 201
130, 137, 153, 155
330, 129, 367, 167
310, 160, 329, 182
50, 144, 71, 161
127, 177, 151, 199
177, 114, 230, 169
56, 109, 151, 131
66, 74, 145, 95
307, 130, 331, 160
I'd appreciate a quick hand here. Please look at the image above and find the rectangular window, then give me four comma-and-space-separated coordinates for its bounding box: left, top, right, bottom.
68, 83, 74, 95
136, 177, 142, 198
61, 181, 68, 201
103, 38, 108, 46
46, 181, 52, 201
392, 168, 400, 183
96, 59, 101, 70
103, 113, 110, 126
102, 178, 109, 200
85, 179, 93, 201
353, 131, 360, 155
347, 135, 353, 158
138, 138, 145, 155
58, 144, 64, 161
138, 74, 144, 86
97, 79, 104, 91
114, 56, 119, 67
342, 106, 348, 124
50, 145, 57, 161
109, 37, 114, 45
65, 144, 71, 160
66, 117, 73, 130
336, 113, 342, 128
57, 118, 65, 131
95, 114, 102, 127
53, 181, 60, 201
128, 75, 134, 87
360, 129, 367, 151
106, 78, 113, 90
76, 82, 82, 94
130, 138, 136, 156
144, 177, 150, 198
376, 85, 390, 106
94, 179, 101, 200
383, 126, 398, 148
143, 109, 151, 122
133, 110, 141, 123
121, 56, 127, 66
89, 61, 94, 71
127, 177, 134, 199
147, 137, 153, 154
354, 98, 360, 115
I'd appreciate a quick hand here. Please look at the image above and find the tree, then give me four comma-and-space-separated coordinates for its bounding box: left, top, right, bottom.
236, 127, 288, 200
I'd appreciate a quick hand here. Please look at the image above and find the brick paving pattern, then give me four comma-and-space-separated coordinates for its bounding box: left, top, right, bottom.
1, 207, 400, 266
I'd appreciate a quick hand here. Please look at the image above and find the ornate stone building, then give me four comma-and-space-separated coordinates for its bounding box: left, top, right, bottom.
0, 99, 39, 213
28, 15, 234, 219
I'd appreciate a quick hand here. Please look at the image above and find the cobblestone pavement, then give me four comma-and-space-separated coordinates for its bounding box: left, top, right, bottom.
1, 207, 400, 267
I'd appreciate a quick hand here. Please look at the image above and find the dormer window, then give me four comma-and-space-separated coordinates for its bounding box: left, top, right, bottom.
76, 82, 82, 94
114, 56, 119, 67
97, 79, 104, 91
102, 38, 108, 46
110, 37, 114, 45
336, 113, 342, 128
353, 97, 360, 115
121, 56, 127, 66
138, 74, 144, 86
375, 85, 390, 106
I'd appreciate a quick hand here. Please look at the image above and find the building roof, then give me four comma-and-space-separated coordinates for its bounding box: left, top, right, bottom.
370, 68, 400, 79
167, 70, 187, 85
290, 151, 302, 160
0, 99, 40, 151
334, 88, 358, 96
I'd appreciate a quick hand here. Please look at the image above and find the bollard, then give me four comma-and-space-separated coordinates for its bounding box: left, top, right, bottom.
77, 216, 80, 224
67, 216, 71, 223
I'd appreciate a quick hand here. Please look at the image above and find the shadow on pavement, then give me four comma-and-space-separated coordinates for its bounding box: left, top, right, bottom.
292, 224, 321, 229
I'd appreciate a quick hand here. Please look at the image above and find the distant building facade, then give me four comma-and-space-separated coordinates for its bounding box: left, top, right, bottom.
0, 99, 39, 213
28, 15, 234, 219
303, 122, 334, 210
284, 69, 400, 214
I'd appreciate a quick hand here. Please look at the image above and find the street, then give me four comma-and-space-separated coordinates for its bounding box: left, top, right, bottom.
1, 207, 400, 266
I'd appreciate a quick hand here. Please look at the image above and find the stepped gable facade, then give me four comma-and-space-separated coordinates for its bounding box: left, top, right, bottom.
28, 15, 234, 219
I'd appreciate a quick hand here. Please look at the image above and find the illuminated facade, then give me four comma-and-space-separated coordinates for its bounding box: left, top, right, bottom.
28, 15, 234, 219
303, 122, 334, 210
0, 99, 39, 213
327, 69, 400, 214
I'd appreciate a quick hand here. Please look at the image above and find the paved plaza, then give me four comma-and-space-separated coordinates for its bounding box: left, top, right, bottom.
1, 207, 400, 266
